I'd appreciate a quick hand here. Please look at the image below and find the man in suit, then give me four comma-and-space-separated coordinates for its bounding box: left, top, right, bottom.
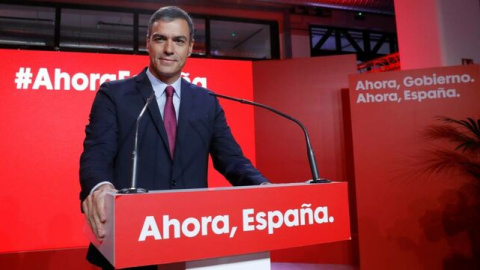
80, 6, 269, 269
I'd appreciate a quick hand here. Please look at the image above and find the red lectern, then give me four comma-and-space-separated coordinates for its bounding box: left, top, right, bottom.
86, 182, 351, 269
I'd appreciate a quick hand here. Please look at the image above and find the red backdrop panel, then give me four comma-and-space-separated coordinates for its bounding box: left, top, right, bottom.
349, 65, 480, 269
252, 55, 358, 264
0, 49, 256, 253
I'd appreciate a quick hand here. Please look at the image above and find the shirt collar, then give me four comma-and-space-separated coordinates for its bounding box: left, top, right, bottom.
146, 68, 182, 98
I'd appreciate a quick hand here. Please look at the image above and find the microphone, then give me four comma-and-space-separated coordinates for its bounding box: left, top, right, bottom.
209, 92, 331, 183
118, 91, 156, 194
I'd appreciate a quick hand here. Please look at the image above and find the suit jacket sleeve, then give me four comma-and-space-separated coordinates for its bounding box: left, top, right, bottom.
209, 96, 269, 186
79, 83, 118, 202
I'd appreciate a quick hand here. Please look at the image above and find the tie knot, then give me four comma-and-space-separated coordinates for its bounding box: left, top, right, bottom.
165, 86, 175, 98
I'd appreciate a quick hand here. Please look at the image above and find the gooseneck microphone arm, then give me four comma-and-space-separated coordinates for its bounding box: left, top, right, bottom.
209, 92, 330, 183
118, 91, 156, 194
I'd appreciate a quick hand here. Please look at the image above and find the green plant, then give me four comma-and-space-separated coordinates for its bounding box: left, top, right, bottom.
423, 117, 480, 180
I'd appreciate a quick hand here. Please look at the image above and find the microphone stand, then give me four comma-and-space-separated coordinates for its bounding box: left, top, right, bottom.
209, 92, 330, 183
118, 92, 156, 194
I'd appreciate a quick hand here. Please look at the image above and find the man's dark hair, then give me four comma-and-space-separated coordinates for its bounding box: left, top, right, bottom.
147, 6, 195, 42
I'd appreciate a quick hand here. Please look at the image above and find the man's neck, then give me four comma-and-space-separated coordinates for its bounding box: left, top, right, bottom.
148, 67, 180, 85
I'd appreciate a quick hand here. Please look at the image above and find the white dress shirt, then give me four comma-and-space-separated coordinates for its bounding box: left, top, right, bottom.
146, 68, 181, 121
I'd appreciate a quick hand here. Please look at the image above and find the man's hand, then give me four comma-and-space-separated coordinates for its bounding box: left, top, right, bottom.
82, 183, 117, 241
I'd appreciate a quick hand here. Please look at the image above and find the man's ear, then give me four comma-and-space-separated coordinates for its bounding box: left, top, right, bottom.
188, 39, 195, 57
146, 35, 150, 51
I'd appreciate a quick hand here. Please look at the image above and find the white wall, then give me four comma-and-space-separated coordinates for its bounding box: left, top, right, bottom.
438, 0, 480, 65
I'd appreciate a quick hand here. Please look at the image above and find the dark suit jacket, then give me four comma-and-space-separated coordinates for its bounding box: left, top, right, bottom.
79, 68, 267, 267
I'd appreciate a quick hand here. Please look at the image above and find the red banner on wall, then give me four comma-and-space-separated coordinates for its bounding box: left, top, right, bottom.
349, 65, 480, 269
0, 49, 257, 253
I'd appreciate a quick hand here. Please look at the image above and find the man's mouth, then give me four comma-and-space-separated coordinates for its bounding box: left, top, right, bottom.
159, 58, 176, 63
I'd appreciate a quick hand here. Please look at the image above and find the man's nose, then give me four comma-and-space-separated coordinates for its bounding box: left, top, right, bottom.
164, 39, 174, 54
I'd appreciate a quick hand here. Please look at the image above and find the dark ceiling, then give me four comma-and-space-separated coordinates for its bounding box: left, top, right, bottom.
239, 0, 394, 15
25, 0, 395, 15
168, 0, 396, 15
297, 0, 393, 14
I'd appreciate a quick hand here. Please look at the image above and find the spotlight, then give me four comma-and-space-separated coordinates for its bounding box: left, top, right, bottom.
354, 12, 365, 20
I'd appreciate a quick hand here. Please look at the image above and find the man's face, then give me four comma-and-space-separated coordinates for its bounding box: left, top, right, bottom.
146, 19, 194, 84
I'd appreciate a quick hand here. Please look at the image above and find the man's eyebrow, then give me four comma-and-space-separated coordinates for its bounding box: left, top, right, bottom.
151, 33, 188, 40
151, 33, 165, 38
174, 35, 188, 40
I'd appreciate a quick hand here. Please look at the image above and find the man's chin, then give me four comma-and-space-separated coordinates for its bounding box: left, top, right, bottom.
153, 70, 181, 83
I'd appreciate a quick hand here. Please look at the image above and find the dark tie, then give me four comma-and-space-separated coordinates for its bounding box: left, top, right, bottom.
164, 86, 177, 159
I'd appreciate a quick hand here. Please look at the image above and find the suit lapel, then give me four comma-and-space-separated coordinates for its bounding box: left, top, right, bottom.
135, 69, 170, 157
175, 79, 194, 156
172, 79, 195, 176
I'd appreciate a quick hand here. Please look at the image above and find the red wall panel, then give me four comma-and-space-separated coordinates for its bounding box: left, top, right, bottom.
253, 55, 358, 264
349, 65, 480, 269
0, 49, 257, 254
0, 248, 97, 270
